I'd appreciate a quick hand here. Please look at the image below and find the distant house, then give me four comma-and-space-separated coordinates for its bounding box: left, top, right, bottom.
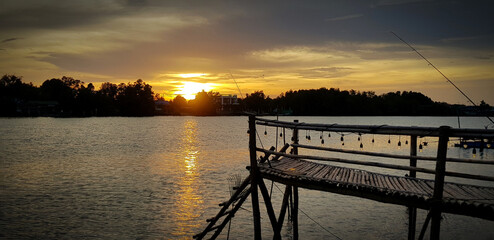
155, 99, 171, 115
215, 94, 240, 114
18, 100, 60, 117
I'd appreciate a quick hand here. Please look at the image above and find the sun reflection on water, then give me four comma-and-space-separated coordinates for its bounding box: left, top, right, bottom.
171, 119, 204, 237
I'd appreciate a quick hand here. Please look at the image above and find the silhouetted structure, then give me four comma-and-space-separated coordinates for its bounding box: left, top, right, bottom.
195, 116, 494, 240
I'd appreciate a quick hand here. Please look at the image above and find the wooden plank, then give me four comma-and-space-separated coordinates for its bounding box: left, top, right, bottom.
380, 175, 394, 190
406, 178, 428, 195
443, 184, 471, 200
357, 171, 364, 185
341, 168, 350, 183
271, 158, 294, 168
298, 162, 317, 174
455, 185, 481, 199
462, 185, 492, 200
312, 165, 332, 179
440, 185, 455, 198
398, 178, 418, 193
364, 171, 372, 185
348, 170, 356, 184
391, 177, 407, 191
375, 174, 387, 189
305, 164, 327, 178
310, 165, 328, 179
371, 173, 384, 189
410, 179, 431, 196
328, 167, 342, 181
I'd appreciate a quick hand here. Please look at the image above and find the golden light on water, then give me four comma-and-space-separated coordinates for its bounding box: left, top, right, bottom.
171, 119, 203, 237
174, 81, 216, 100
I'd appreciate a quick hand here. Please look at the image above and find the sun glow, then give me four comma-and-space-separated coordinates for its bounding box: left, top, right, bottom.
174, 81, 215, 100
178, 73, 207, 78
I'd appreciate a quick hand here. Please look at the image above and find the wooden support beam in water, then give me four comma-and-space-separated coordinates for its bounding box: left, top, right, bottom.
249, 115, 262, 240
408, 135, 417, 240
292, 186, 299, 240
430, 126, 450, 240
258, 178, 281, 240
277, 185, 292, 231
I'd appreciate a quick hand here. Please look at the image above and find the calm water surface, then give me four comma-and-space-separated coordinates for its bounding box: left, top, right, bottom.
1, 116, 493, 239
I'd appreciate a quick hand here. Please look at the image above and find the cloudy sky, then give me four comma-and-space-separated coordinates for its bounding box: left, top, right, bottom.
1, 0, 493, 103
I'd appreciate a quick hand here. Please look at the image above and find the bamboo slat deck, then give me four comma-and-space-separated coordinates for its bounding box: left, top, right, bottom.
257, 157, 494, 221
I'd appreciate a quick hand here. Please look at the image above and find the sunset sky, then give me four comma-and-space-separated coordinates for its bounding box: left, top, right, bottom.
1, 0, 493, 104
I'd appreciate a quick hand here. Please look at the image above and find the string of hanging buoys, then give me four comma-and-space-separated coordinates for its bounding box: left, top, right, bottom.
359, 133, 364, 149
305, 130, 311, 141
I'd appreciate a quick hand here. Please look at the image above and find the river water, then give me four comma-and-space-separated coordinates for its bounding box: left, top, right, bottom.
1, 116, 493, 239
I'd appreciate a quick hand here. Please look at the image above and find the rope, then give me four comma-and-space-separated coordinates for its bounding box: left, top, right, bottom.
271, 183, 343, 240
256, 129, 264, 149
298, 208, 343, 240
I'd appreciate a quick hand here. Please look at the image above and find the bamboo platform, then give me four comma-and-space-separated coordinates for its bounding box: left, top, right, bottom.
257, 157, 494, 221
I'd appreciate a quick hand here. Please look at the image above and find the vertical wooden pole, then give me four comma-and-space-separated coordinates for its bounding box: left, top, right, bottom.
408, 135, 417, 240
292, 120, 299, 154
292, 120, 299, 239
258, 178, 281, 240
430, 126, 450, 240
248, 115, 262, 240
277, 185, 292, 229
293, 186, 299, 240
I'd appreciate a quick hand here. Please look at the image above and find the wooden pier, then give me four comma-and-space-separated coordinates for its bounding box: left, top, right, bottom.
195, 116, 494, 240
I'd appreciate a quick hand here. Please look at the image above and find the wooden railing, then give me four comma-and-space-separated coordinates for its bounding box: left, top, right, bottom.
254, 117, 494, 182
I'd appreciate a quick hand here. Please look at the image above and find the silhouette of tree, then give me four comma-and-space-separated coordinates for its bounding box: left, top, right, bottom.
170, 95, 188, 114
0, 75, 39, 116
40, 77, 77, 114
96, 82, 119, 115
189, 90, 218, 116
243, 90, 273, 114
116, 79, 155, 116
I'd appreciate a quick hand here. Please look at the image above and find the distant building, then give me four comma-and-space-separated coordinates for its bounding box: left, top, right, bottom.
155, 99, 171, 115
215, 94, 240, 114
18, 100, 60, 117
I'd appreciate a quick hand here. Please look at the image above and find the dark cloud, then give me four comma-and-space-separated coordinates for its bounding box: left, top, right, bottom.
299, 67, 354, 79
2, 37, 21, 43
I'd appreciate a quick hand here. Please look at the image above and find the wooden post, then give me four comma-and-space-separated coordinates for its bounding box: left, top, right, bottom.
409, 135, 418, 178
408, 135, 417, 240
258, 178, 281, 240
248, 115, 262, 240
277, 185, 292, 229
291, 120, 299, 240
292, 120, 299, 154
293, 186, 299, 240
430, 126, 450, 240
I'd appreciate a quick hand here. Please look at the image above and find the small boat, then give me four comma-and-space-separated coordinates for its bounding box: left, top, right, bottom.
454, 138, 493, 149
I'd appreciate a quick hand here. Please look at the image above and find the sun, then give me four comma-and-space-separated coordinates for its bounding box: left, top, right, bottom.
174, 82, 215, 100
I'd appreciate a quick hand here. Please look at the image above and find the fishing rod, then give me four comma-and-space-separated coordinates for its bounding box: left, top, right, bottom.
229, 71, 244, 99
391, 31, 494, 127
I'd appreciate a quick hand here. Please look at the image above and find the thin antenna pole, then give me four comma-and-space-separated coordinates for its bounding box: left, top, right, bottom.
229, 71, 244, 99
391, 31, 494, 126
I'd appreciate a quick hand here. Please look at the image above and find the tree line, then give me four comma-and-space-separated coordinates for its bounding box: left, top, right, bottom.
1, 74, 491, 117
242, 88, 462, 116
